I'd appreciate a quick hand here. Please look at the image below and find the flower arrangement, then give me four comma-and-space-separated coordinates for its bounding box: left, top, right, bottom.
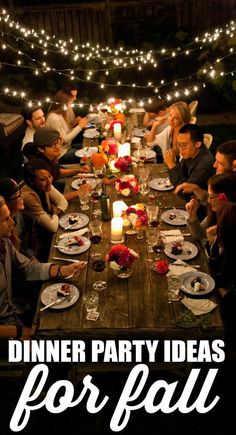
90, 151, 108, 168
153, 259, 169, 274
115, 175, 139, 197
114, 156, 133, 173
106, 244, 139, 273
100, 139, 118, 155
122, 204, 148, 229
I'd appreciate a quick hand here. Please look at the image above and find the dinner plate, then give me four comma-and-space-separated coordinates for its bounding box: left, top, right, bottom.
133, 149, 156, 160
57, 235, 91, 255
71, 178, 97, 190
132, 128, 148, 137
83, 128, 100, 139
148, 178, 174, 191
180, 271, 215, 296
59, 213, 89, 230
164, 241, 198, 260
161, 209, 188, 226
75, 147, 98, 158
41, 283, 79, 309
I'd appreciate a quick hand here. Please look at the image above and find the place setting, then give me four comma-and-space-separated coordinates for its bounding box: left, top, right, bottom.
53, 234, 91, 255
161, 208, 188, 225
59, 212, 90, 230
40, 283, 80, 311
148, 177, 174, 191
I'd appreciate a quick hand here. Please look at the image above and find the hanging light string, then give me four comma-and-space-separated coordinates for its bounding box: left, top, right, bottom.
0, 8, 235, 66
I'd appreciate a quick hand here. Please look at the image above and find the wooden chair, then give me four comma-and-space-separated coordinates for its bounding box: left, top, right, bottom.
189, 100, 199, 116
203, 133, 213, 149
190, 116, 197, 124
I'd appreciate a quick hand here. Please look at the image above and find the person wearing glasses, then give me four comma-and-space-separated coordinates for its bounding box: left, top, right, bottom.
32, 127, 90, 192
164, 124, 214, 198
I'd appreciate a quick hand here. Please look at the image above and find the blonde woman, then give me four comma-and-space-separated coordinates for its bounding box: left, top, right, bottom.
145, 101, 192, 159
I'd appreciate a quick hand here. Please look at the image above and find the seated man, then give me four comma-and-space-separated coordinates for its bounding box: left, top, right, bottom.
33, 127, 90, 193
143, 99, 168, 133
22, 106, 46, 150
0, 195, 85, 327
175, 140, 236, 201
164, 124, 214, 199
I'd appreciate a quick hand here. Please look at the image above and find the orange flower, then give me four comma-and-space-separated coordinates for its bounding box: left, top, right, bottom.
90, 152, 108, 168
115, 113, 126, 123
100, 140, 109, 152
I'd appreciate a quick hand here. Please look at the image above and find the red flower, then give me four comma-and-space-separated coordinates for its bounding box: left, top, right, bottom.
106, 244, 139, 269
155, 260, 169, 274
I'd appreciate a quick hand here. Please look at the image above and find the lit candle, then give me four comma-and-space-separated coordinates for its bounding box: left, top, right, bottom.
118, 142, 131, 157
113, 200, 127, 217
111, 217, 124, 243
113, 123, 122, 140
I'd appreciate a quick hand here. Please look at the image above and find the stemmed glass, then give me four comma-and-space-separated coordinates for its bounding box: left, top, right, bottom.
146, 204, 160, 228
139, 182, 150, 199
89, 218, 107, 290
77, 185, 90, 210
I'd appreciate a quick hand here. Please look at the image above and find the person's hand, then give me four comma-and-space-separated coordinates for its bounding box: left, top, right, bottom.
164, 149, 176, 169
78, 117, 88, 129
60, 261, 87, 278
51, 204, 62, 216
78, 165, 90, 173
185, 198, 199, 222
206, 225, 217, 245
175, 183, 206, 201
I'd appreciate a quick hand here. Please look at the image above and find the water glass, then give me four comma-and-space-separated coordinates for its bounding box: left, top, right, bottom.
167, 275, 181, 302
83, 291, 99, 319
78, 191, 90, 210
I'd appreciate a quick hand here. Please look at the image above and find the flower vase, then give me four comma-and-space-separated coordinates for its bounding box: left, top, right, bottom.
114, 267, 132, 279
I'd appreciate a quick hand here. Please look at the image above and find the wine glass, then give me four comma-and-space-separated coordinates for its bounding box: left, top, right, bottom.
77, 185, 90, 210
89, 220, 102, 244
146, 204, 160, 227
91, 251, 107, 291
138, 165, 150, 183
139, 182, 150, 199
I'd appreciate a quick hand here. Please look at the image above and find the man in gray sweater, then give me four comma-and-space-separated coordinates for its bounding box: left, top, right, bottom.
0, 195, 85, 327
164, 124, 214, 199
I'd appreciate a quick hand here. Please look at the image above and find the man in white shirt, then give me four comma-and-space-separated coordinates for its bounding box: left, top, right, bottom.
22, 107, 46, 150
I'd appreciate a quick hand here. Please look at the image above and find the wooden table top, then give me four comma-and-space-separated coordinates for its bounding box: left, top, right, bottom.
34, 164, 223, 340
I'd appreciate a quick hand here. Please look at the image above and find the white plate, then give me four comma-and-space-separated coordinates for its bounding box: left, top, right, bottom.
164, 241, 198, 260
148, 178, 174, 191
161, 209, 188, 226
59, 213, 89, 230
41, 283, 79, 309
180, 271, 215, 296
133, 149, 156, 160
75, 147, 98, 158
132, 128, 148, 137
57, 235, 91, 255
71, 178, 97, 190
83, 129, 100, 139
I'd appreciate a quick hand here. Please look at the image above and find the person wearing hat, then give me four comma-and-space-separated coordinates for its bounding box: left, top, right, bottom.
33, 127, 90, 187
0, 195, 86, 328
0, 177, 33, 258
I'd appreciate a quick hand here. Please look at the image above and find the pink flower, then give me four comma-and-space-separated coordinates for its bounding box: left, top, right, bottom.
106, 244, 139, 269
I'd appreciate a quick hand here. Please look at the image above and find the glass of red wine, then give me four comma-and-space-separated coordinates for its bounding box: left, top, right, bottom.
89, 221, 102, 244
91, 252, 107, 291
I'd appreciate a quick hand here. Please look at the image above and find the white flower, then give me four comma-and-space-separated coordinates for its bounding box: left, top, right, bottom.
121, 188, 131, 196
110, 261, 120, 271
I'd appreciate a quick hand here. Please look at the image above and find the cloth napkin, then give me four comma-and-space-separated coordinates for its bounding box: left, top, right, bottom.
59, 227, 88, 240
167, 259, 197, 277
161, 229, 184, 244
181, 297, 217, 316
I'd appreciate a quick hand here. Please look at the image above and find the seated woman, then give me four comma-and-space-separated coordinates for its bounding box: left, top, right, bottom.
215, 202, 236, 350
22, 159, 68, 261
186, 173, 236, 274
46, 90, 88, 164
0, 177, 33, 257
145, 101, 192, 161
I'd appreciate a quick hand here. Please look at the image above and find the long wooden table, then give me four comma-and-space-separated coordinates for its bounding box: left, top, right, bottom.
33, 164, 223, 341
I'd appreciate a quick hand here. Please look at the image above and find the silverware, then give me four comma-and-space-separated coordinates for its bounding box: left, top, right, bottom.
51, 256, 81, 263
53, 245, 73, 251
171, 264, 201, 268
40, 297, 65, 312
63, 221, 82, 230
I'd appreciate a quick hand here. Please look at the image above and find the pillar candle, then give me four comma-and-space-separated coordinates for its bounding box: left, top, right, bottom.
111, 217, 124, 243
113, 123, 122, 140
118, 142, 131, 157
113, 201, 127, 217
